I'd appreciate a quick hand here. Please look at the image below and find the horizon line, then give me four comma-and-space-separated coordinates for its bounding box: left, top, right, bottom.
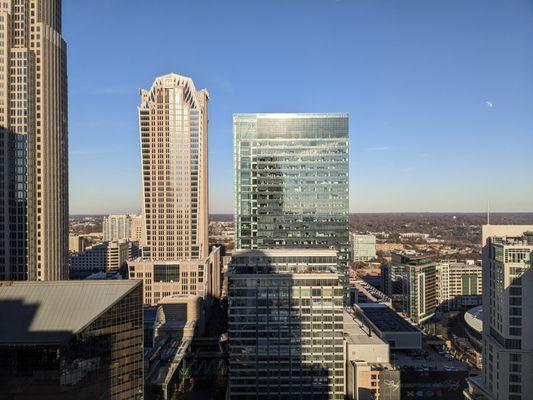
70, 211, 533, 216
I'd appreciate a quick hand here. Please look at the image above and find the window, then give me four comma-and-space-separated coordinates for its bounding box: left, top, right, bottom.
154, 263, 180, 282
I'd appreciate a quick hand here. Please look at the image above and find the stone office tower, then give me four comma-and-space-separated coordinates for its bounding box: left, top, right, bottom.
138, 74, 208, 261
0, 0, 68, 280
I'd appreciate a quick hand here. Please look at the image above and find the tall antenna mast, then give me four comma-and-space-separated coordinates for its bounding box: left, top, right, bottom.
487, 201, 490, 225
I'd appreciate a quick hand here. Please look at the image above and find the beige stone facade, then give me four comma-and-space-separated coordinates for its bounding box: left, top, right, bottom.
128, 246, 221, 306
0, 0, 68, 280
138, 73, 208, 261
129, 213, 144, 245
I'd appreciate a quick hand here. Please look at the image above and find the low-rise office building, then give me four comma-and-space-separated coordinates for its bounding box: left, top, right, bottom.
68, 235, 90, 253
69, 239, 139, 278
344, 309, 400, 400
0, 280, 144, 399
354, 303, 422, 350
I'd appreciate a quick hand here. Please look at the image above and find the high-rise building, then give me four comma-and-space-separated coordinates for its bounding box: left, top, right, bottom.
139, 73, 208, 261
103, 214, 132, 241
384, 253, 438, 324
436, 260, 482, 311
403, 262, 437, 324
352, 233, 377, 262
465, 226, 533, 400
233, 113, 349, 268
0, 0, 68, 281
129, 214, 144, 245
228, 249, 345, 399
0, 280, 144, 399
380, 263, 405, 299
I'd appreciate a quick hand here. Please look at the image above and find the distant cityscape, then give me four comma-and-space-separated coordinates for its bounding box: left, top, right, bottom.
0, 1, 531, 400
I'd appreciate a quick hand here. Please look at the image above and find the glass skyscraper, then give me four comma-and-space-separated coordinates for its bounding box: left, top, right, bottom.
233, 113, 349, 268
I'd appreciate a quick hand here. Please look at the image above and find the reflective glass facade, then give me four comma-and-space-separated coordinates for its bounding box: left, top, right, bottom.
0, 284, 144, 399
233, 114, 349, 269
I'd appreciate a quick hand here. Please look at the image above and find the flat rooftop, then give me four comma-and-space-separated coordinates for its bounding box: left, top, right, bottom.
356, 303, 418, 333
343, 310, 386, 346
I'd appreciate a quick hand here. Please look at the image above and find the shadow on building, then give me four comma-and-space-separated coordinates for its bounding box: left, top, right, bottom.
0, 281, 143, 400
228, 249, 343, 399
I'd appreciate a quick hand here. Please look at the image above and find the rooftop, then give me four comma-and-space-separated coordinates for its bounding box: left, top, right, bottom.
491, 232, 533, 246
231, 248, 338, 257
0, 280, 140, 345
343, 310, 387, 346
464, 305, 483, 334
233, 113, 348, 119
356, 303, 419, 333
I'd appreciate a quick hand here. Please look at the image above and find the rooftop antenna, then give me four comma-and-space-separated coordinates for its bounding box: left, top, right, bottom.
487, 201, 490, 225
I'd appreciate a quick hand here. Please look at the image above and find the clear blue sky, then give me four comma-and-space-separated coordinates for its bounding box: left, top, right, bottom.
65, 0, 533, 214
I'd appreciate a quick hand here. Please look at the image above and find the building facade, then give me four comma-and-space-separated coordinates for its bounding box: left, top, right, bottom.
403, 262, 437, 324
384, 253, 438, 324
344, 309, 400, 400
436, 260, 482, 311
103, 214, 132, 241
128, 246, 221, 307
0, 280, 144, 399
69, 239, 138, 278
129, 214, 144, 245
352, 234, 376, 262
233, 113, 349, 268
228, 249, 345, 399
68, 234, 90, 253
380, 263, 405, 300
0, 0, 68, 281
139, 73, 208, 261
466, 226, 533, 400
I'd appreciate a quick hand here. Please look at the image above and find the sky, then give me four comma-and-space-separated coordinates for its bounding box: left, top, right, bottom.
65, 0, 533, 215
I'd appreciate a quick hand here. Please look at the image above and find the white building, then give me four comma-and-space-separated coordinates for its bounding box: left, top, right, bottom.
436, 260, 482, 310
465, 225, 533, 400
69, 240, 139, 276
103, 214, 133, 242
352, 234, 377, 262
